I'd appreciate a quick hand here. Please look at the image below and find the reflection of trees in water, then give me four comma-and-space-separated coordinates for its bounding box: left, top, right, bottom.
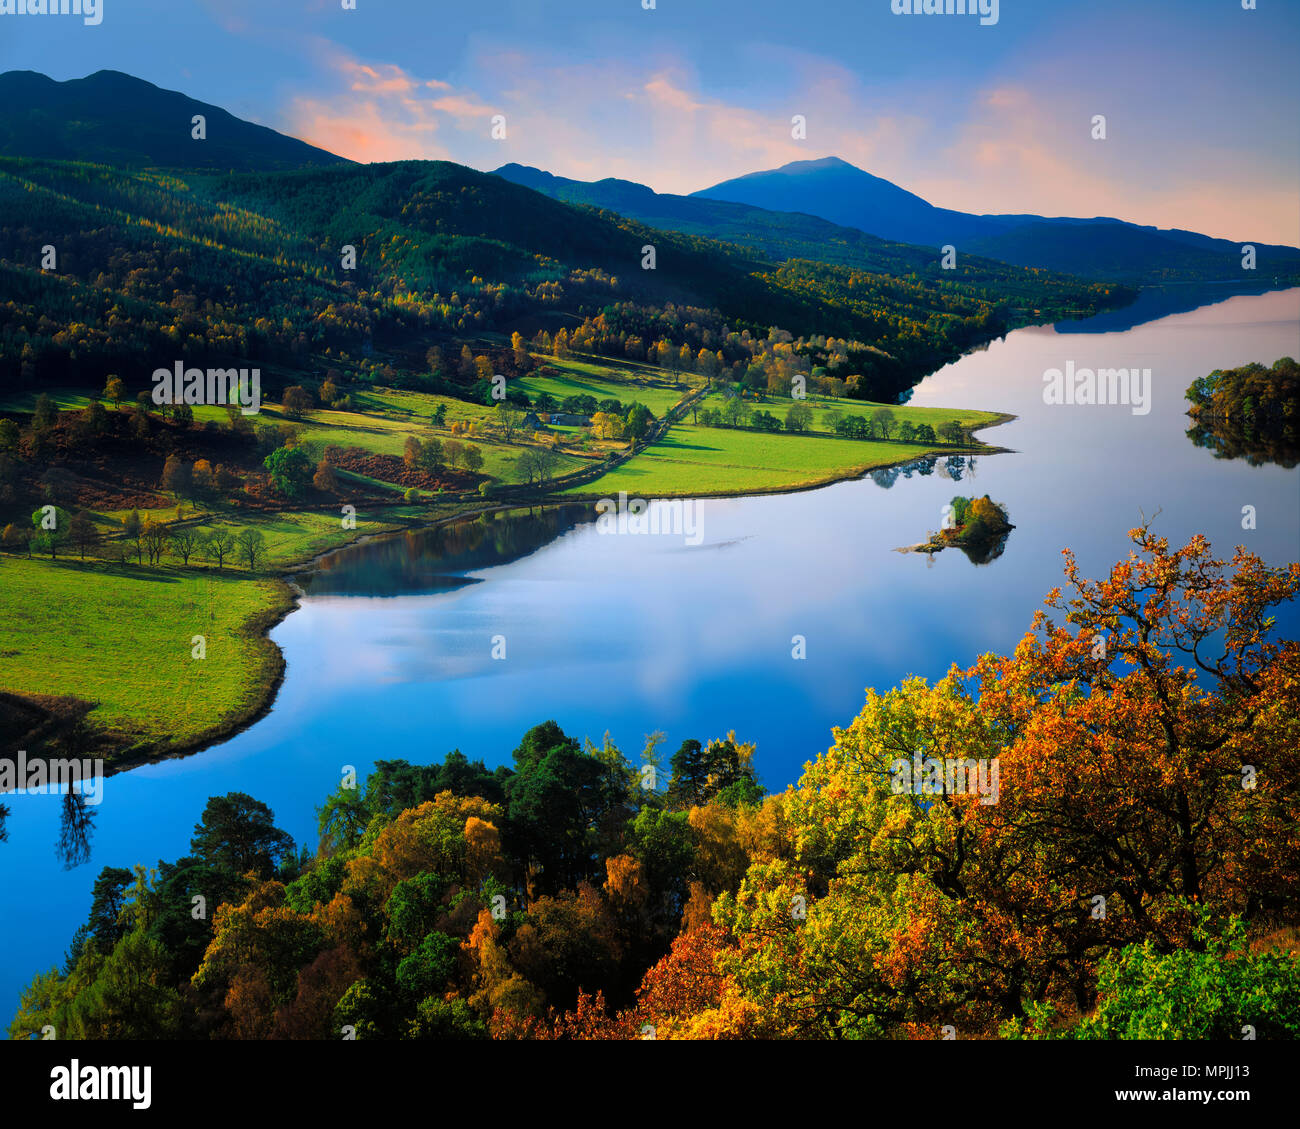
958, 527, 1012, 566
57, 790, 95, 870
1184, 358, 1299, 468
1185, 423, 1299, 469
872, 454, 978, 491
871, 456, 942, 489
416, 506, 591, 569
307, 505, 595, 596
0, 788, 96, 866
938, 456, 967, 482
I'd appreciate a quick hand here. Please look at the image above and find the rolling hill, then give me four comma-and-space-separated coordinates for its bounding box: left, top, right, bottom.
0, 70, 349, 173
0, 70, 1127, 407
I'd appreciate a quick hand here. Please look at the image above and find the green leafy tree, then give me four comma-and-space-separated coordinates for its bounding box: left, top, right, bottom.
263, 446, 313, 498
784, 402, 813, 432
1008, 911, 1300, 1040
202, 527, 237, 570
190, 793, 295, 879
624, 402, 654, 443
396, 932, 461, 1000
31, 505, 70, 558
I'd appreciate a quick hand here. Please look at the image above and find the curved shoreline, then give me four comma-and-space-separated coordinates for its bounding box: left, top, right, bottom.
7, 410, 1019, 776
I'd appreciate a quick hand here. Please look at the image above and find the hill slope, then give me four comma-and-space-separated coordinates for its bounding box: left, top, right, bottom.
0, 70, 349, 172
1, 153, 1127, 401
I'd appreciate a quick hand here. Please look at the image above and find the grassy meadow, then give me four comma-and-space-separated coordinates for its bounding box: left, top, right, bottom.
567, 424, 944, 495
0, 505, 447, 760
1, 554, 284, 756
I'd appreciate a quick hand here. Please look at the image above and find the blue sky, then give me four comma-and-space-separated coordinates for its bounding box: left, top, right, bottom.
3, 0, 1297, 242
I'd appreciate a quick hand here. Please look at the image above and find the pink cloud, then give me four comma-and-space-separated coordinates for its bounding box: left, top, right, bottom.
270, 44, 1297, 245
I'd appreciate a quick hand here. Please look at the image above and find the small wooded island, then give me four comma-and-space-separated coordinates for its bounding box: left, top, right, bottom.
1185, 356, 1299, 468
901, 494, 1015, 565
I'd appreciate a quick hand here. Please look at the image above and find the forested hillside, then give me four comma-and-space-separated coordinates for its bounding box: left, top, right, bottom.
0, 155, 1126, 406
0, 70, 348, 173
496, 161, 1151, 296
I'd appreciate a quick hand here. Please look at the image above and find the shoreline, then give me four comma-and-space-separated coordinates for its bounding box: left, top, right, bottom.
3, 411, 1019, 777
560, 411, 1017, 501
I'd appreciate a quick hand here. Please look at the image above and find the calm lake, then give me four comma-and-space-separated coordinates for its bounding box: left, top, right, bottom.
2, 285, 1298, 1025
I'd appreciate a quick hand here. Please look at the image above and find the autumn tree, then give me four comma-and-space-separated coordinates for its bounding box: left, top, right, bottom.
141, 517, 169, 565
1, 522, 30, 556
313, 460, 339, 493
161, 455, 193, 499
712, 526, 1300, 1037
403, 435, 423, 469
591, 412, 624, 441
192, 459, 215, 495
281, 386, 313, 419
511, 332, 530, 369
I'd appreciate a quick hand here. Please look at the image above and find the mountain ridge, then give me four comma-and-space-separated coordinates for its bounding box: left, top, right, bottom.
688, 156, 1300, 278
0, 70, 349, 172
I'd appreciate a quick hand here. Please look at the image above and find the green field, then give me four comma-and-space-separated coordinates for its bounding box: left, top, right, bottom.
691, 388, 1001, 436
0, 554, 283, 755
568, 424, 951, 496
514, 357, 696, 418
0, 505, 438, 759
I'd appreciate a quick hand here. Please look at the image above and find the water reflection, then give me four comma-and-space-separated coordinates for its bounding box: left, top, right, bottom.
1185, 420, 1300, 469
1053, 281, 1295, 335
302, 504, 595, 597
56, 791, 94, 871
